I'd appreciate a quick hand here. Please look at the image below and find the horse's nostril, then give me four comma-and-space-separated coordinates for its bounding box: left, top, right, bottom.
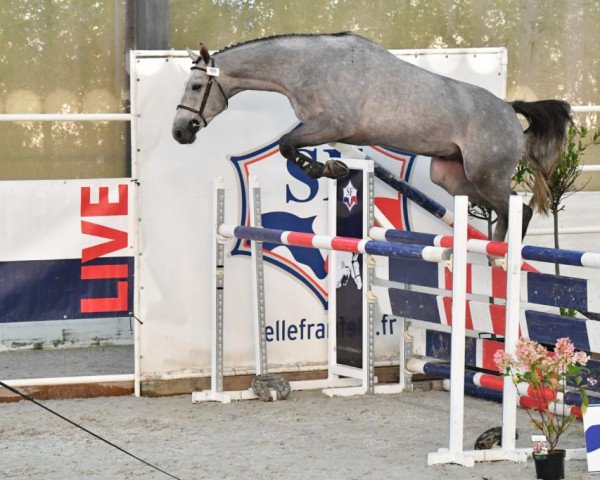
175, 129, 183, 139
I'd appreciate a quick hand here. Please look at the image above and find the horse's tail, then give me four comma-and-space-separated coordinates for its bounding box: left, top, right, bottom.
510, 99, 572, 214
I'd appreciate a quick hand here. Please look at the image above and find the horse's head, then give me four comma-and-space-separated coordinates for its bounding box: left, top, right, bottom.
172, 44, 228, 144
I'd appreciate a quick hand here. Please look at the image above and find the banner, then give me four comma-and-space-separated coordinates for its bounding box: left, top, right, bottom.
0, 179, 134, 324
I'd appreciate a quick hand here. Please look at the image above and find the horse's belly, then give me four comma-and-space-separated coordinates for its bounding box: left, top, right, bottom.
361, 133, 459, 158
349, 109, 461, 157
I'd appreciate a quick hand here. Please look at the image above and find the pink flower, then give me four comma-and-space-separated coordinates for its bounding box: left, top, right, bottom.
514, 338, 547, 372
574, 351, 589, 366
555, 338, 575, 357
493, 350, 513, 372
553, 338, 576, 368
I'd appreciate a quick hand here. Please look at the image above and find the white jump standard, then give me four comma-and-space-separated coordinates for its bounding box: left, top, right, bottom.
194, 160, 455, 403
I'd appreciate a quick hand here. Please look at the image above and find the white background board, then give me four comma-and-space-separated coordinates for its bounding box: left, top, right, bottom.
132, 48, 507, 381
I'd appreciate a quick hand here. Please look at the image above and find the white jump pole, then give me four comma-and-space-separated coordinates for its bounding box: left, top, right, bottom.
501, 195, 526, 460
193, 177, 268, 403
448, 195, 469, 459
428, 195, 470, 466
427, 195, 529, 465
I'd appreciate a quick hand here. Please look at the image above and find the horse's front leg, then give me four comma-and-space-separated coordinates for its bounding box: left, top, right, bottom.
279, 115, 353, 179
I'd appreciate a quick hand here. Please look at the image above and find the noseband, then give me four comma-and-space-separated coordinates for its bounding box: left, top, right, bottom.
176, 57, 228, 127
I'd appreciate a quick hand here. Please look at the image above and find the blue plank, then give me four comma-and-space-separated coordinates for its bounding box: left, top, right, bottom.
387, 288, 593, 351
524, 310, 591, 351
425, 330, 477, 365
388, 258, 439, 288
527, 272, 589, 312
388, 288, 441, 323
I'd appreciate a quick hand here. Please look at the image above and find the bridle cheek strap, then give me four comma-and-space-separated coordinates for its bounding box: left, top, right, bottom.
176, 58, 228, 128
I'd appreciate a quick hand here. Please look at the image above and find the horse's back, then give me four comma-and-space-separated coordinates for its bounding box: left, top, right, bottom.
335, 35, 522, 155
282, 34, 523, 158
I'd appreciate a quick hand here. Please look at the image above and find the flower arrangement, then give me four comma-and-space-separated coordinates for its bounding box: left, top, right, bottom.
494, 337, 595, 452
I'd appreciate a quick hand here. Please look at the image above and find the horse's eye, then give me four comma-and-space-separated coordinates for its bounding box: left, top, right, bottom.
191, 84, 202, 91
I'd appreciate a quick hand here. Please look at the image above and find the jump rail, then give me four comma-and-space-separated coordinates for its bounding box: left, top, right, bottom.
218, 224, 451, 263
408, 358, 591, 419
369, 228, 600, 269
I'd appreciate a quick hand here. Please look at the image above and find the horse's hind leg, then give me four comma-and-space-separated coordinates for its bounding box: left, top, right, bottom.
430, 157, 530, 242
463, 157, 519, 242
488, 197, 533, 240
279, 114, 353, 179
522, 202, 533, 238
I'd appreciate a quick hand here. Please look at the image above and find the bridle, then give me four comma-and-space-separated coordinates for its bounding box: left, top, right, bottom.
176, 57, 228, 127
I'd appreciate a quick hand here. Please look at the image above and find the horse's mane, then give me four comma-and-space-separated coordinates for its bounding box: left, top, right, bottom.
215, 32, 352, 55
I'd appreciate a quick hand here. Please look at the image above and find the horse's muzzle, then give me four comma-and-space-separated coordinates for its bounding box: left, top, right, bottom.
173, 128, 195, 144
172, 120, 200, 144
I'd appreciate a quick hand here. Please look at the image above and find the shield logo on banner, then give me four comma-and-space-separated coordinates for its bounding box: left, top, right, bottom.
229, 134, 341, 309
229, 133, 416, 309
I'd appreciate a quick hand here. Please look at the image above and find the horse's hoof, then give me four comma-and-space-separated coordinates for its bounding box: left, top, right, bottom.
323, 160, 349, 179
305, 161, 325, 179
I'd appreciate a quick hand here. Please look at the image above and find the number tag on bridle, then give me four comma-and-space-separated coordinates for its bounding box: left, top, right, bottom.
206, 66, 220, 77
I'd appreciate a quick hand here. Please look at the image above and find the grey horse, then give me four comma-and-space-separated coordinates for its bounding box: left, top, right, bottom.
172, 32, 571, 241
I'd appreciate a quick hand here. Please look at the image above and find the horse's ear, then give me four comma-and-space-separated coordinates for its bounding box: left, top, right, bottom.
199, 43, 211, 64
187, 48, 200, 64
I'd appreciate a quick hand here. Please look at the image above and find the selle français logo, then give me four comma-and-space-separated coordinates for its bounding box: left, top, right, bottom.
342, 180, 358, 212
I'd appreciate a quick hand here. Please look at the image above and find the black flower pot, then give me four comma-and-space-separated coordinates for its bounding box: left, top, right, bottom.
533, 450, 566, 480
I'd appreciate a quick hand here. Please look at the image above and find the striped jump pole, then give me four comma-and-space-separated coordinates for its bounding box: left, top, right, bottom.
369, 228, 600, 269
218, 224, 452, 263
449, 381, 584, 420
407, 358, 589, 420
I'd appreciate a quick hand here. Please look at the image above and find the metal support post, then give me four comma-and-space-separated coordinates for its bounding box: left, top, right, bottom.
249, 176, 268, 376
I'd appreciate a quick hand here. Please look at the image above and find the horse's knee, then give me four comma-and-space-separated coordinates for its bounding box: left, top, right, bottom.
278, 136, 294, 160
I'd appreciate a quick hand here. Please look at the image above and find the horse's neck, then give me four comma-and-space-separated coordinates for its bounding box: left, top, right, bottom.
216, 43, 300, 97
